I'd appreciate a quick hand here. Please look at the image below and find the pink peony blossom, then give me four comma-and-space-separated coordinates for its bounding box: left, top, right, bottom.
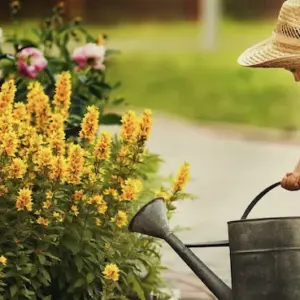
17, 47, 47, 79
72, 43, 105, 71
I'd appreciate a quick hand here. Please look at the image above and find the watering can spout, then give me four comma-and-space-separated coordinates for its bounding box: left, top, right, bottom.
129, 198, 232, 300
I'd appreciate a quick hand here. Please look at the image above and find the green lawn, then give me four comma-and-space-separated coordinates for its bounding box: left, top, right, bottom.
3, 19, 300, 130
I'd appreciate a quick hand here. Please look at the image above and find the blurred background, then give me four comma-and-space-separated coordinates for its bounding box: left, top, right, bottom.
1, 0, 300, 130
3, 0, 300, 294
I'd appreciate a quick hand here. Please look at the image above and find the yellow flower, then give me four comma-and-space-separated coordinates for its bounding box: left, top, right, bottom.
94, 131, 112, 161
28, 133, 43, 154
0, 185, 8, 196
0, 79, 16, 113
66, 144, 85, 185
74, 190, 83, 202
120, 178, 143, 201
42, 200, 52, 209
71, 205, 79, 216
0, 255, 7, 265
35, 147, 53, 171
97, 34, 104, 45
95, 217, 102, 226
105, 242, 111, 249
79, 105, 100, 143
1, 131, 18, 157
16, 188, 33, 211
112, 210, 128, 228
13, 102, 30, 123
53, 72, 72, 119
97, 201, 107, 215
50, 156, 67, 181
48, 135, 65, 156
7, 157, 27, 179
45, 191, 53, 200
103, 188, 118, 199
172, 162, 190, 193
103, 263, 120, 281
155, 190, 170, 202
37, 216, 49, 227
53, 212, 64, 222
90, 195, 104, 205
137, 109, 152, 142
120, 111, 139, 143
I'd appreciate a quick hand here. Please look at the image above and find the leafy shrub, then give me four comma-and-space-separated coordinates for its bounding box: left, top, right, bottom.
0, 74, 192, 299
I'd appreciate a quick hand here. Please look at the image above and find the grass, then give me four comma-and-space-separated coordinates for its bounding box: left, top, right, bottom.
3, 19, 300, 130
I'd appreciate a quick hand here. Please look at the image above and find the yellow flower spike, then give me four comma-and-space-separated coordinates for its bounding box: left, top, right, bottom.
0, 79, 16, 113
1, 131, 18, 157
7, 157, 27, 179
37, 216, 49, 227
137, 109, 152, 142
53, 72, 72, 120
50, 156, 67, 182
66, 144, 85, 185
120, 178, 143, 201
120, 110, 139, 143
112, 210, 128, 228
35, 147, 53, 171
79, 105, 100, 144
94, 131, 112, 161
16, 188, 33, 212
0, 255, 7, 265
13, 102, 30, 123
71, 205, 79, 216
103, 263, 120, 281
172, 162, 190, 193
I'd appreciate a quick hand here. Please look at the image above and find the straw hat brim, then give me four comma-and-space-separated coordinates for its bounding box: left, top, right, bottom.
238, 37, 300, 69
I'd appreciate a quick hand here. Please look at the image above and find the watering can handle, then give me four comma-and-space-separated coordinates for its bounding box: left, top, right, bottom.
240, 181, 281, 220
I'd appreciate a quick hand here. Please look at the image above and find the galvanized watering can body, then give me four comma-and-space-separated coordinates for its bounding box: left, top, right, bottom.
229, 217, 300, 300
129, 182, 300, 300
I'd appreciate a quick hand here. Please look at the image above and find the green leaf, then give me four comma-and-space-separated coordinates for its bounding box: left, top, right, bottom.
128, 273, 146, 300
72, 278, 85, 289
89, 86, 103, 99
86, 272, 95, 284
61, 233, 80, 254
100, 113, 122, 125
42, 296, 52, 300
74, 256, 83, 272
38, 254, 46, 265
10, 284, 18, 298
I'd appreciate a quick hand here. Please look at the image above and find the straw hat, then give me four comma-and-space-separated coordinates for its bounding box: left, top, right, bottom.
238, 0, 300, 69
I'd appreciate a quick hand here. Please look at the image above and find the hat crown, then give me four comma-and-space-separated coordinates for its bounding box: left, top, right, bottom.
274, 0, 300, 43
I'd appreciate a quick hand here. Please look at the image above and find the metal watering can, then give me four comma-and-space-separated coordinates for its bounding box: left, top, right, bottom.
129, 182, 300, 300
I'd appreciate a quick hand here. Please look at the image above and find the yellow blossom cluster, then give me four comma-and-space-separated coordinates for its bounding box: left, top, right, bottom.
0, 73, 191, 287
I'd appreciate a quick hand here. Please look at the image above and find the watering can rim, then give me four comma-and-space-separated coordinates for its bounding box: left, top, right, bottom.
128, 197, 164, 232
228, 216, 300, 225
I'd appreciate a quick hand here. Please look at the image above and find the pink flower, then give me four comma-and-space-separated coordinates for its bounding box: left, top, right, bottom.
17, 48, 47, 79
72, 43, 105, 71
